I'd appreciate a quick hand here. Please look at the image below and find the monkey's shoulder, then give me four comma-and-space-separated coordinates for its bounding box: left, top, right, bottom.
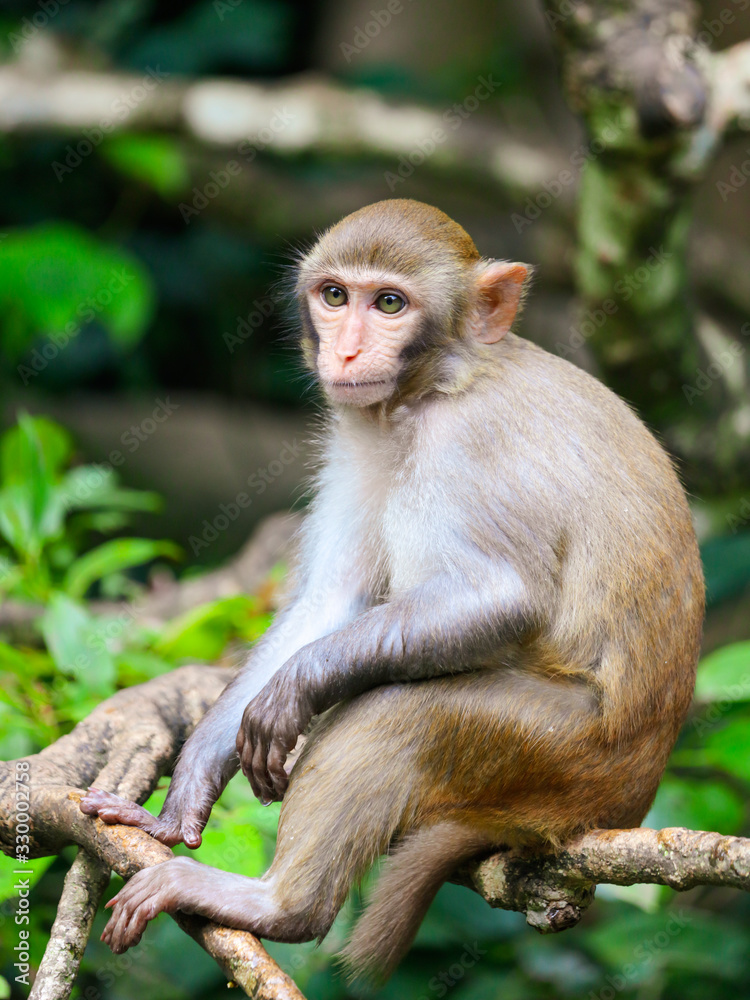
481, 334, 662, 448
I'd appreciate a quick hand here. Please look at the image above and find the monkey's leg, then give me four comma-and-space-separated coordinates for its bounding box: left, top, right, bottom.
100, 856, 281, 953
99, 759, 401, 956
102, 671, 603, 964
266, 670, 608, 982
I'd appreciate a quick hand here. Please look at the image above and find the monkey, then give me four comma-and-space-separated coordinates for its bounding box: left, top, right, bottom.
80, 198, 704, 982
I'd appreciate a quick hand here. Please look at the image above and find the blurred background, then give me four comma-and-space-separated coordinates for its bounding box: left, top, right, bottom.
1, 0, 750, 998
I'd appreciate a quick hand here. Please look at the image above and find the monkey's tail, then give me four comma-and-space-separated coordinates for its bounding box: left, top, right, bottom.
340, 820, 493, 985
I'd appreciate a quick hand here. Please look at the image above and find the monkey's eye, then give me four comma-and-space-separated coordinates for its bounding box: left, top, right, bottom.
375, 293, 405, 314
322, 285, 348, 307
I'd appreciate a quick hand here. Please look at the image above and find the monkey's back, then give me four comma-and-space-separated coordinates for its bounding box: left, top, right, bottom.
443, 333, 704, 823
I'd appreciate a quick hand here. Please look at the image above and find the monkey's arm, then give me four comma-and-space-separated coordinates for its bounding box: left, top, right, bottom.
81, 480, 376, 839
239, 560, 540, 801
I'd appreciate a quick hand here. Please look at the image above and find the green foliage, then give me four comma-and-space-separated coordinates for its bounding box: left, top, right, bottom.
0, 414, 271, 758
0, 413, 166, 601
125, 0, 294, 74
101, 135, 190, 198
0, 223, 154, 361
694, 641, 750, 702
153, 595, 272, 661
701, 534, 750, 607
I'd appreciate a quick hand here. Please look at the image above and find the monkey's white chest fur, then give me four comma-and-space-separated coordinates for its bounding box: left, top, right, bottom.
329, 410, 456, 596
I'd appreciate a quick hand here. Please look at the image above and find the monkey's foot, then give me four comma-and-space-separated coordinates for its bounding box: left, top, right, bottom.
80, 787, 189, 847
102, 857, 256, 953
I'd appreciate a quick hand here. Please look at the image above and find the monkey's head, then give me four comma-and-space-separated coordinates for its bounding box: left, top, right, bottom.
295, 199, 531, 408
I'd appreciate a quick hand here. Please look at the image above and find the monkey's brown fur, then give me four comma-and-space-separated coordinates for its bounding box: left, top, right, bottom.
83, 200, 704, 984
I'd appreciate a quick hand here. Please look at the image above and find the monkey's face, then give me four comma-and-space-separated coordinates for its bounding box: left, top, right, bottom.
304, 272, 424, 407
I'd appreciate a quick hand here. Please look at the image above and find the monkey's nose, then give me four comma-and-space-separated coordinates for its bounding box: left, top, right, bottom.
334, 344, 362, 364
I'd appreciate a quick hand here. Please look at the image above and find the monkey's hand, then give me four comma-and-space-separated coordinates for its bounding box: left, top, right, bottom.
80, 787, 211, 849
236, 666, 315, 804
101, 857, 246, 953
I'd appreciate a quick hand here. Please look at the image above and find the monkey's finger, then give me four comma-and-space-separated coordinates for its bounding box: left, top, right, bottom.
179, 815, 204, 850
80, 788, 158, 832
239, 732, 262, 798
110, 877, 157, 916
266, 740, 289, 801
106, 904, 148, 954
102, 902, 134, 953
251, 738, 275, 805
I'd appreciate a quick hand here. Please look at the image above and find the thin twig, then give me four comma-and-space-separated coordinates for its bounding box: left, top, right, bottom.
28, 850, 110, 1000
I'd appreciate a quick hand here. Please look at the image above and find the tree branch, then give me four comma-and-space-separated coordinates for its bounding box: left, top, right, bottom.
24, 787, 305, 1000
3, 661, 750, 991
0, 666, 305, 1000
706, 38, 750, 139
548, 0, 750, 433
28, 850, 111, 1000
466, 827, 750, 932
0, 48, 559, 194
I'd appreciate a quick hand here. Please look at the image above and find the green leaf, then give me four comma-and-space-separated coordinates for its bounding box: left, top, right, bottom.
0, 555, 22, 595
645, 774, 745, 834
0, 222, 155, 358
40, 593, 116, 695
59, 465, 161, 513
700, 715, 750, 781
0, 414, 65, 561
584, 909, 747, 980
114, 651, 172, 686
0, 856, 55, 908
1, 415, 73, 484
102, 134, 189, 198
63, 538, 181, 599
151, 595, 260, 661
0, 640, 53, 679
694, 642, 750, 703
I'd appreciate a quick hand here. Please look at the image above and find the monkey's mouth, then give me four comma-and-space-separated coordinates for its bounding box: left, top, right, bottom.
324, 378, 394, 406
329, 380, 387, 388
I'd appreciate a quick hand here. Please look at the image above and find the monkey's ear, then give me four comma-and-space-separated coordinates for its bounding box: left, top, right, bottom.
473, 261, 530, 344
